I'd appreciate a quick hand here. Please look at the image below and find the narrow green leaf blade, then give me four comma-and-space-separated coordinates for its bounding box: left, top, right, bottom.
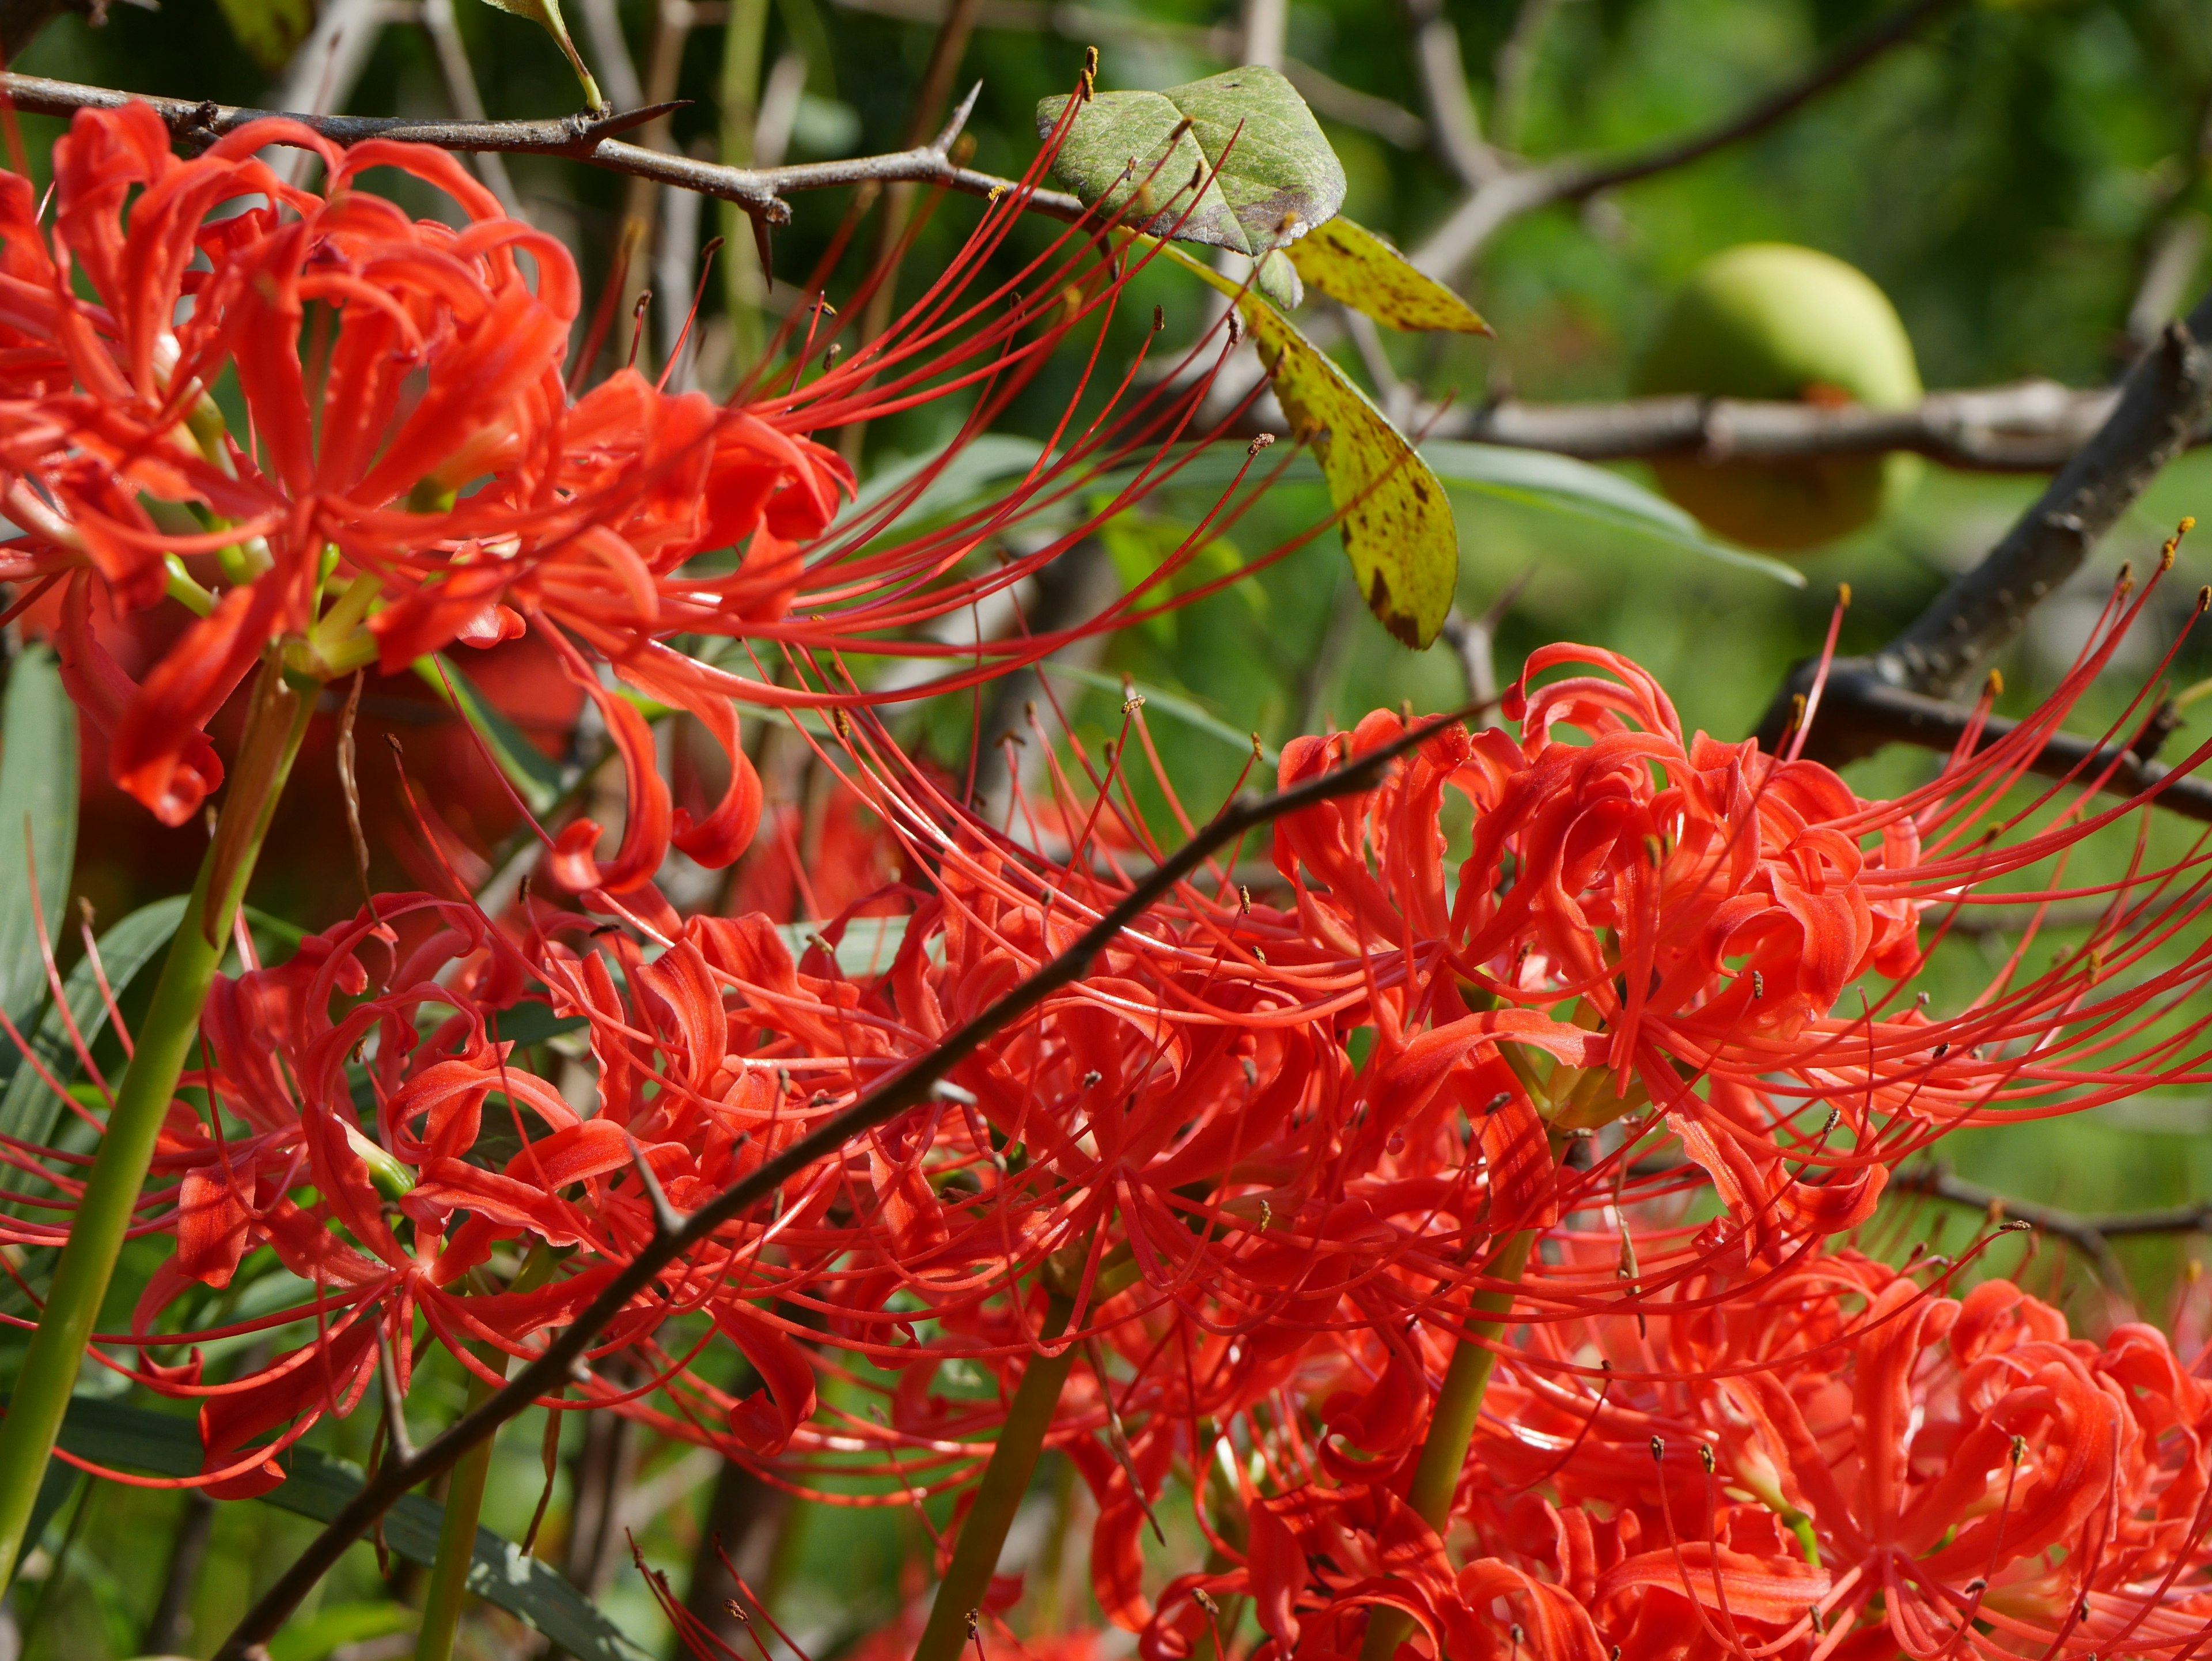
415, 656, 569, 817
0, 898, 188, 1182
0, 644, 78, 1033
1419, 441, 1808, 587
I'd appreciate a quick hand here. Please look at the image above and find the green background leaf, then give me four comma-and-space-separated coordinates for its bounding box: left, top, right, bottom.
0, 645, 78, 1035
47, 1397, 649, 1660
0, 898, 185, 1176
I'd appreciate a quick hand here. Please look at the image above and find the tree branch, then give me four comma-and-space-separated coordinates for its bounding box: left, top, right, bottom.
1437, 380, 2205, 472
1762, 288, 2212, 775
1889, 1161, 2212, 1293
0, 70, 1084, 226
210, 705, 1472, 1661
1412, 0, 1965, 281
1877, 296, 2212, 698
1763, 667, 2212, 821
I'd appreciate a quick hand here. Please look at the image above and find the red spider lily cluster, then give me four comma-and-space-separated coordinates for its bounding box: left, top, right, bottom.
0, 99, 1272, 894
11, 539, 2212, 1654
10, 92, 2212, 1661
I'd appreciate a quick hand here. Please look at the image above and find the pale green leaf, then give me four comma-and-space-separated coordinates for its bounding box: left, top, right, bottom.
0, 898, 187, 1183
1286, 217, 1490, 334
1158, 67, 1345, 252
1253, 247, 1302, 309
1033, 90, 1250, 252
1040, 66, 1346, 255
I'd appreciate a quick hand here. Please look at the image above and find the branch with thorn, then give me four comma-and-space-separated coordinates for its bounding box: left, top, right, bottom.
0, 69, 1071, 228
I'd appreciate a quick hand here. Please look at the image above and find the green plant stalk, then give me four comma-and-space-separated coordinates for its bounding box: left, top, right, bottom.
912, 1293, 1077, 1661
0, 660, 313, 1589
415, 1362, 499, 1661
1359, 1229, 1536, 1661
416, 1244, 561, 1661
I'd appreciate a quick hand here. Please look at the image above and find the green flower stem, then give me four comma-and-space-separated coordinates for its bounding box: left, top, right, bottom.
0, 659, 314, 1589
912, 1292, 1078, 1661
1359, 1228, 1536, 1661
415, 1363, 499, 1661
416, 1245, 562, 1661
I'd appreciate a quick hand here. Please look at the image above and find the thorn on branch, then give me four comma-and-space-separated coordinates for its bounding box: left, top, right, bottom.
933, 79, 983, 154
625, 1134, 688, 1240
377, 1333, 415, 1464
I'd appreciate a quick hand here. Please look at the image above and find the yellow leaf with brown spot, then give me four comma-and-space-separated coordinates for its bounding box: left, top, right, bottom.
1286, 217, 1491, 334
1146, 240, 1459, 648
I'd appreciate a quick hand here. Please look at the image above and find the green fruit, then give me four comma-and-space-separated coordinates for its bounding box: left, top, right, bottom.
1634, 243, 1922, 553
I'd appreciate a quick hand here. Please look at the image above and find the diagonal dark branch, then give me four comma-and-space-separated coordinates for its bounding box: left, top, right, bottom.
0, 70, 1084, 227
210, 704, 1472, 1661
1876, 295, 2212, 699
1763, 669, 2212, 821
1764, 287, 2212, 771
1412, 0, 1965, 282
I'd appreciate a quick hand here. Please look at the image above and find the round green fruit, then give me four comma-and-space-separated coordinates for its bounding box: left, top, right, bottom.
1633, 243, 1922, 553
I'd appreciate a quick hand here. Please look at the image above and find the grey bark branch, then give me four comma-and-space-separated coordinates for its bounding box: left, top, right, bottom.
1896, 1161, 2212, 1248
1397, 0, 1497, 186
1891, 1162, 2133, 1292
0, 70, 1084, 225
210, 707, 1477, 1661
1882, 1160, 2212, 1299
1413, 0, 1965, 281
1761, 667, 2212, 821
1440, 380, 2203, 472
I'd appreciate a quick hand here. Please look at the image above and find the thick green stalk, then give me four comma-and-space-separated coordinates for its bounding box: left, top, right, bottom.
1360, 1230, 1535, 1661
416, 1246, 560, 1661
912, 1293, 1077, 1661
414, 1364, 497, 1661
0, 661, 313, 1588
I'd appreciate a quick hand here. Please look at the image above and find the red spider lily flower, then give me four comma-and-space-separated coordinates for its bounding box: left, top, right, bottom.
1, 93, 1278, 901
1263, 563, 2212, 1280
1445, 1248, 2212, 1661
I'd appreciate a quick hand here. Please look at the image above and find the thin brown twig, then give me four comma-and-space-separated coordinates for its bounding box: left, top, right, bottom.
1886, 1161, 2212, 1293
0, 69, 1079, 226
827, 0, 1429, 149
1411, 0, 1967, 281
210, 703, 1478, 1661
